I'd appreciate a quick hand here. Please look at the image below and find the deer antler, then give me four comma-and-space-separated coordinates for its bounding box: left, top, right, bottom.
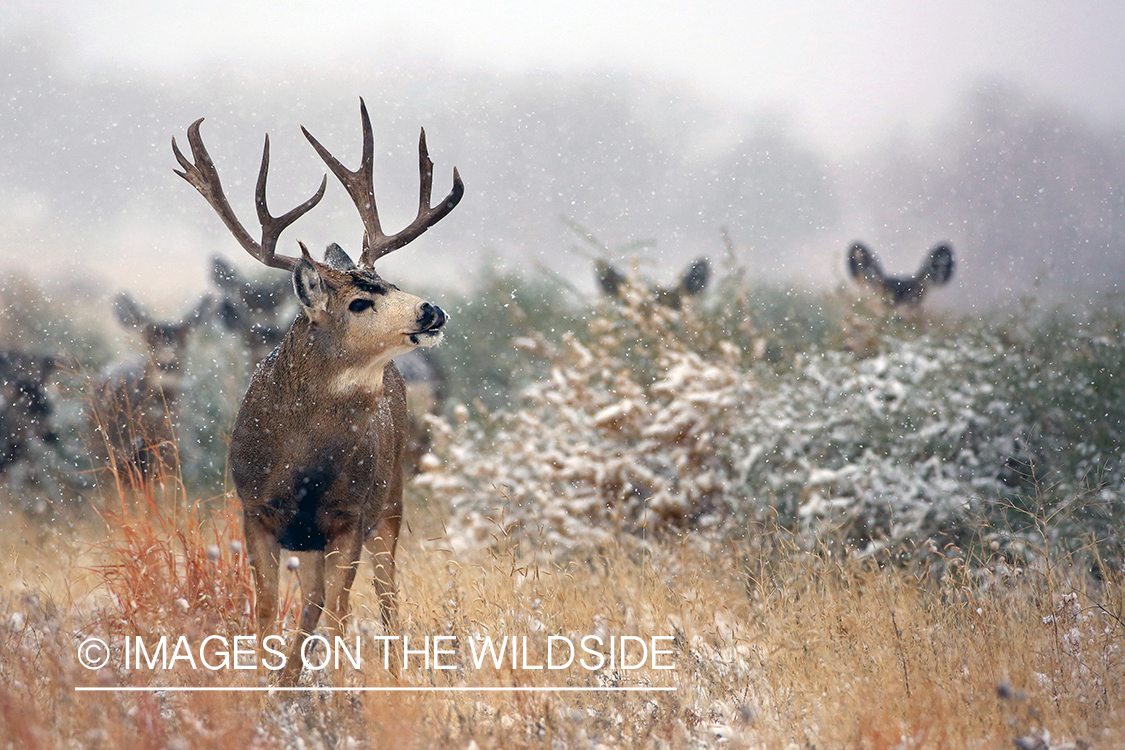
301, 98, 463, 268
173, 119, 327, 272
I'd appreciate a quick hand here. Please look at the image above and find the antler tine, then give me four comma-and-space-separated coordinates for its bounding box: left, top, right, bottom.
302, 97, 464, 268
363, 127, 463, 265
173, 119, 326, 273
301, 98, 382, 262
254, 134, 328, 271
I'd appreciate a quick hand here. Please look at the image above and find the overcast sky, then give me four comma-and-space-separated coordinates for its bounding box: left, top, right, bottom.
4, 0, 1125, 307
8, 0, 1125, 153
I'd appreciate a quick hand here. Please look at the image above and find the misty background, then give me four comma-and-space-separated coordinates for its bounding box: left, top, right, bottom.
3, 1, 1125, 313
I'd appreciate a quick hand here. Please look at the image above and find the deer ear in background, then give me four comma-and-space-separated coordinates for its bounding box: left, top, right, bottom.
183, 295, 214, 331
679, 258, 710, 296
113, 292, 151, 331
921, 243, 955, 285
595, 260, 628, 298
211, 255, 244, 292
847, 242, 884, 285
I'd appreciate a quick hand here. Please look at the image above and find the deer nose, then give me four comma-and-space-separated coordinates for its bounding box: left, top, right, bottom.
418, 303, 446, 331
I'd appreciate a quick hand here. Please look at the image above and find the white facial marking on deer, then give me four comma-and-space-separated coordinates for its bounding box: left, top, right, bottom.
330, 289, 435, 395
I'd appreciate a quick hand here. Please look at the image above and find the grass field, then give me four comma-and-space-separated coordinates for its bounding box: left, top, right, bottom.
0, 479, 1121, 749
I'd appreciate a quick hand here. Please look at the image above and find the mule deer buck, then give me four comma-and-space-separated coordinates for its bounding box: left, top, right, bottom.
90, 293, 211, 485
846, 242, 955, 306
210, 255, 444, 474
173, 98, 460, 685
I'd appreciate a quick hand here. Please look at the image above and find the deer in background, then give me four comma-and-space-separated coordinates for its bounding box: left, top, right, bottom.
563, 216, 711, 310
209, 255, 445, 474
211, 256, 294, 365
595, 257, 710, 310
394, 347, 446, 474
846, 242, 955, 306
174, 98, 460, 685
0, 350, 59, 481
90, 293, 211, 485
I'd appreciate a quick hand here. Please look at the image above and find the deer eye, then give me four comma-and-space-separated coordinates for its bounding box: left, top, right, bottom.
348, 298, 374, 314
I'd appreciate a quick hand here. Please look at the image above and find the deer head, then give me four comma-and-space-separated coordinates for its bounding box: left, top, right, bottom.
210, 256, 295, 363
595, 257, 710, 310
284, 240, 449, 395
173, 98, 461, 685
847, 242, 955, 306
113, 292, 211, 388
174, 99, 457, 375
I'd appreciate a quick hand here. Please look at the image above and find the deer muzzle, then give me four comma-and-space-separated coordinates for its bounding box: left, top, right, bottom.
408, 303, 446, 345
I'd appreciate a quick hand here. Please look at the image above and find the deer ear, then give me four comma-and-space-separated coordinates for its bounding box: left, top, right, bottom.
847, 243, 883, 283
114, 293, 150, 330
185, 295, 213, 327
595, 260, 626, 298
680, 258, 710, 296
324, 243, 357, 272
294, 258, 329, 313
211, 256, 243, 291
922, 244, 955, 285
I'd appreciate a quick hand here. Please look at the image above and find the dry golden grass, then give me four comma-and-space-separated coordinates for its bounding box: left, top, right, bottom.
0, 477, 1122, 749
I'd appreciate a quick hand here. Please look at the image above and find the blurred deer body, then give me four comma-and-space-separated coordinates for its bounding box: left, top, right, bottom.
847, 242, 955, 306
394, 348, 446, 473
174, 98, 460, 685
211, 256, 294, 364
0, 350, 59, 480
91, 294, 209, 484
596, 257, 710, 309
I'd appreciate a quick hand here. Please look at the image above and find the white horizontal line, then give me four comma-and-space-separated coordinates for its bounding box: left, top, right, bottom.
75, 685, 676, 693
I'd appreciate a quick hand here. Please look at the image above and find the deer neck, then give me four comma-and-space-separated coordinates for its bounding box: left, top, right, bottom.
270, 316, 390, 405
330, 357, 394, 397
139, 361, 182, 403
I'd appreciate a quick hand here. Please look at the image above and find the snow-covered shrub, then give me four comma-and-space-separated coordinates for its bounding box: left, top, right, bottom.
418, 274, 1125, 565
735, 332, 1021, 551
420, 281, 760, 550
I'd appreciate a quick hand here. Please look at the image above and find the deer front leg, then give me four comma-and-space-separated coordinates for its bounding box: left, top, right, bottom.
322, 528, 363, 682
278, 552, 326, 687
369, 517, 400, 677
244, 517, 280, 686
370, 509, 401, 637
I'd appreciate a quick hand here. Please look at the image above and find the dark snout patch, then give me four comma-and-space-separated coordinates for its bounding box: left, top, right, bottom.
419, 303, 445, 331
409, 304, 446, 345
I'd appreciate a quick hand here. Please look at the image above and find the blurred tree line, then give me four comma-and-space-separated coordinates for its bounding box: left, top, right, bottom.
2, 24, 1124, 305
